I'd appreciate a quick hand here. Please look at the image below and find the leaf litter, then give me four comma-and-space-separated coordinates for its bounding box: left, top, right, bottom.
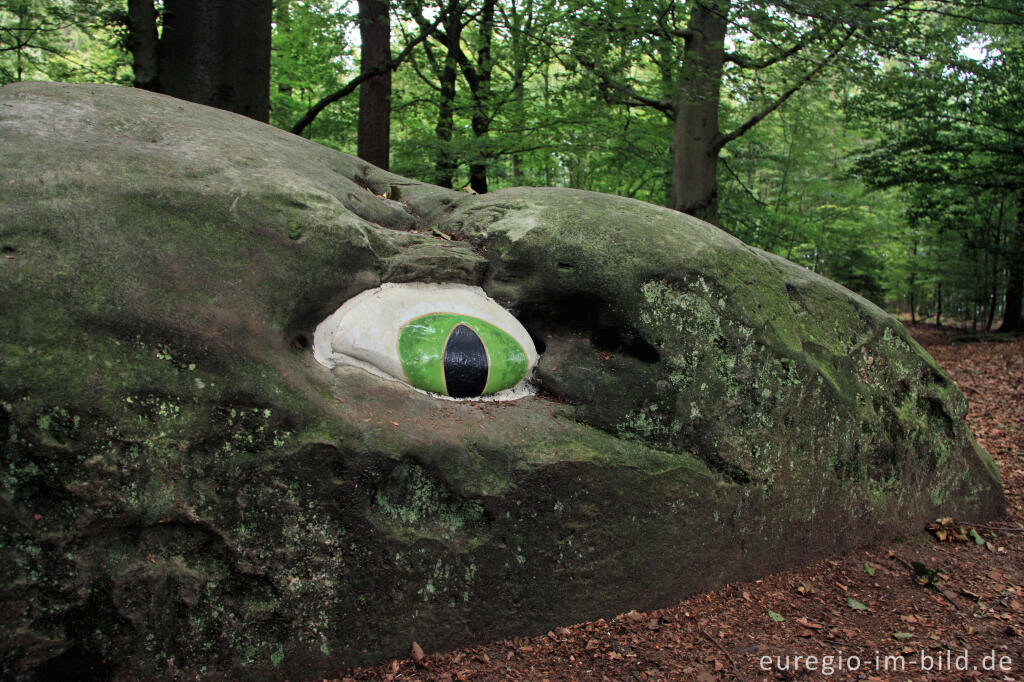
326, 324, 1023, 681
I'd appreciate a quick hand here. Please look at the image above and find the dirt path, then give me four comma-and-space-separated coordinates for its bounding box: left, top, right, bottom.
332, 324, 1024, 682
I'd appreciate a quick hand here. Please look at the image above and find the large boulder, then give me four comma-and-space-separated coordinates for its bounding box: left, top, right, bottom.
0, 82, 1004, 680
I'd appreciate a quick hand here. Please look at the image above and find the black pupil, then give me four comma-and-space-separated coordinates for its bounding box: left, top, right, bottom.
444, 324, 489, 398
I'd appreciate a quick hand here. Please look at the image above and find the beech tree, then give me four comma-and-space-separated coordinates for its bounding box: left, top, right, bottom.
357, 0, 391, 169
288, 2, 442, 138
458, 0, 495, 193
404, 0, 549, 192
411, 0, 464, 187
408, 0, 497, 191
566, 0, 914, 224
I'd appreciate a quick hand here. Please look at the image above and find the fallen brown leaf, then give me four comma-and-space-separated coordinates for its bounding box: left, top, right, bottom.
410, 641, 426, 668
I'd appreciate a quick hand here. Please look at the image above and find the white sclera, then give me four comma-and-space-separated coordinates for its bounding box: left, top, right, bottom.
312, 282, 539, 400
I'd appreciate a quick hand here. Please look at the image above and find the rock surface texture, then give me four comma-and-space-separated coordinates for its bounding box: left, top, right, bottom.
0, 82, 1005, 680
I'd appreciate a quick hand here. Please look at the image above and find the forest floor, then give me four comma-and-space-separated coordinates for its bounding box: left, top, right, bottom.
331, 323, 1024, 682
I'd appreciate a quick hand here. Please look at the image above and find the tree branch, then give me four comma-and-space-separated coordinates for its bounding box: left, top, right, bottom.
644, 26, 694, 42
290, 13, 442, 136
398, 11, 443, 92
445, 37, 481, 91
574, 55, 675, 117
721, 157, 767, 207
725, 36, 808, 70
715, 28, 856, 151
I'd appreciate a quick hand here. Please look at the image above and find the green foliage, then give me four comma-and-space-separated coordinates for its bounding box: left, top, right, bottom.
848, 11, 1024, 325
8, 0, 1024, 321
718, 81, 901, 303
270, 0, 357, 145
0, 0, 129, 84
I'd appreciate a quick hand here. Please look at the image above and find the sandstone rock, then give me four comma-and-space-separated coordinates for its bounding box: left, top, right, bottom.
0, 82, 1004, 680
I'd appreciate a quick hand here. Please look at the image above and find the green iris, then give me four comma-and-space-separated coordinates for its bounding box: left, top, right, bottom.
398, 314, 528, 397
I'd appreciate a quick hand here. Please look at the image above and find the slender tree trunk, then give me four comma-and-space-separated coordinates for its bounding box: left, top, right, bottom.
935, 282, 943, 327
357, 0, 391, 170
670, 0, 729, 224
433, 10, 460, 188
508, 0, 528, 183
16, 7, 25, 81
987, 267, 997, 331
275, 0, 294, 97
998, 190, 1024, 332
468, 0, 495, 194
543, 62, 552, 186
909, 238, 918, 324
157, 0, 273, 122
127, 0, 158, 90
507, 0, 524, 180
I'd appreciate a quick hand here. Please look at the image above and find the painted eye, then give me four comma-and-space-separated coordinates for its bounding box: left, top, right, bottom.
399, 314, 529, 398
313, 283, 538, 399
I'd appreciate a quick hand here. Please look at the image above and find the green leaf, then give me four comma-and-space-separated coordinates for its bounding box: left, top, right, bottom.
848, 598, 868, 611
970, 528, 985, 545
768, 610, 785, 622
893, 632, 914, 641
864, 562, 876, 576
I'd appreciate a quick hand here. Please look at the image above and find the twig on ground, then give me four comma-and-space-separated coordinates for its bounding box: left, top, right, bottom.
973, 523, 1024, 533
893, 556, 963, 615
975, 590, 1014, 618
699, 628, 741, 680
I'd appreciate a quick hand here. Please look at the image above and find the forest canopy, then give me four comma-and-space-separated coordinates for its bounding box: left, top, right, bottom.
1, 0, 1022, 330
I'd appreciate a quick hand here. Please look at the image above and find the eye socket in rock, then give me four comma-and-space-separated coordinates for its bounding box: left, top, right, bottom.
313, 283, 538, 400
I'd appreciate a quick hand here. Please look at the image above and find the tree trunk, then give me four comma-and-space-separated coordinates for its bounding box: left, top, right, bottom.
508, 0, 527, 183
986, 270, 997, 331
157, 0, 272, 122
14, 5, 26, 81
467, 0, 495, 194
357, 0, 391, 170
999, 257, 1024, 331
127, 0, 159, 90
997, 190, 1024, 332
908, 239, 918, 324
275, 0, 293, 97
935, 282, 943, 327
670, 0, 729, 224
433, 9, 460, 188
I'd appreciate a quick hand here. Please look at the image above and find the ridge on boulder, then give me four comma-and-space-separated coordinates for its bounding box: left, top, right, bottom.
0, 82, 1004, 681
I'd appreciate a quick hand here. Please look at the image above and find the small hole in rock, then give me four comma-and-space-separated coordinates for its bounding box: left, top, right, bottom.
1, 245, 14, 254
591, 327, 660, 363
591, 327, 620, 352
627, 337, 660, 363
36, 643, 113, 682
292, 335, 310, 351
